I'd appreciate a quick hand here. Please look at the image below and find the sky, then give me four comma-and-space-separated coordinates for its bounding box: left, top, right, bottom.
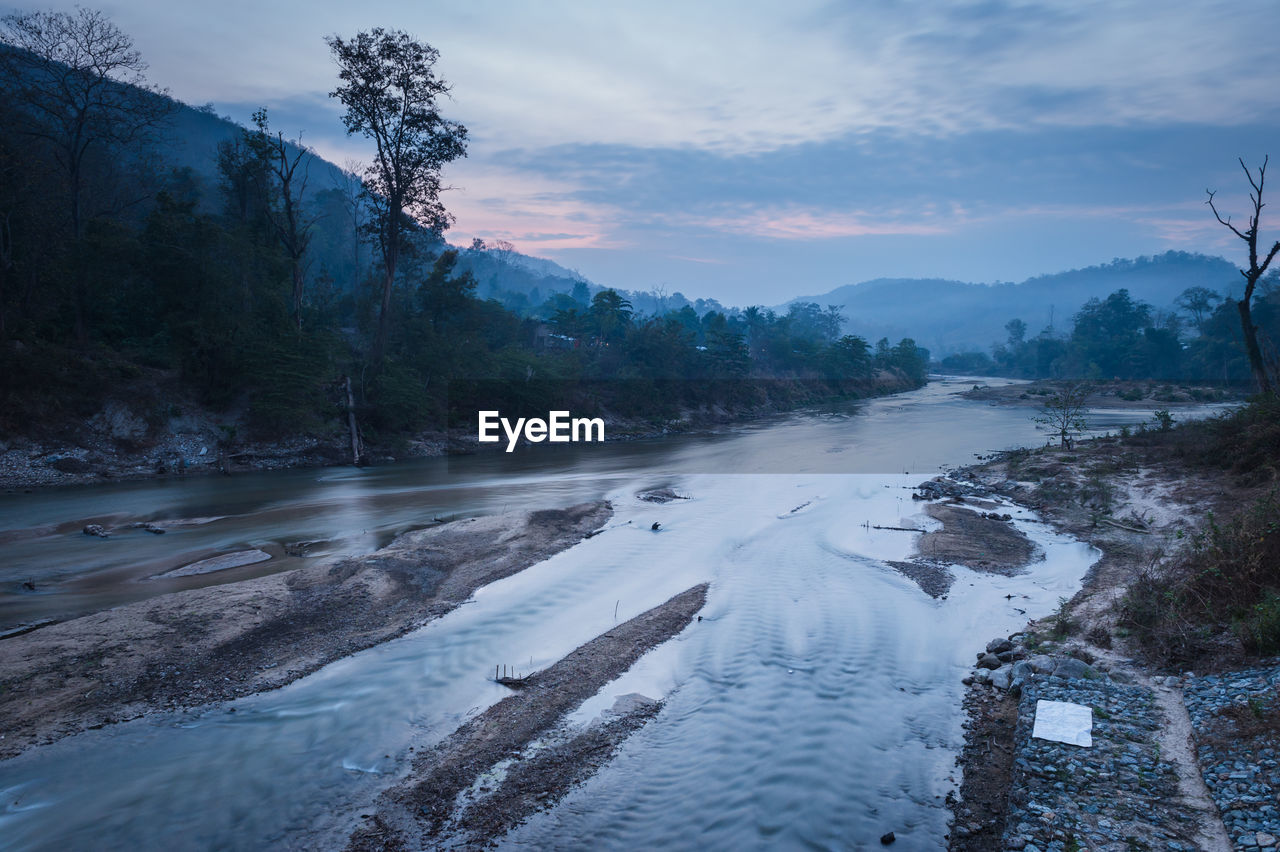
21, 0, 1280, 304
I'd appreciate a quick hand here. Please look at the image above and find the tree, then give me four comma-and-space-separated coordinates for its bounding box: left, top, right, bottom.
246, 109, 316, 330
327, 28, 468, 361
589, 289, 632, 343
1176, 286, 1222, 337
1070, 289, 1151, 378
0, 7, 173, 342
1206, 157, 1280, 392
1034, 382, 1091, 450
1006, 318, 1027, 347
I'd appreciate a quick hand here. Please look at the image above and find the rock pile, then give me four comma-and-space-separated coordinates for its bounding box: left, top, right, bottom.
1183, 665, 1280, 849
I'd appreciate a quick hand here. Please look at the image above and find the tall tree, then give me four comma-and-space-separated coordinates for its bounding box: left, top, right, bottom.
1207, 157, 1280, 392
326, 28, 467, 361
0, 7, 172, 343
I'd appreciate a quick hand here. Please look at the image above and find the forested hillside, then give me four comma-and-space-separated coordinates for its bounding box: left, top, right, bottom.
0, 13, 925, 468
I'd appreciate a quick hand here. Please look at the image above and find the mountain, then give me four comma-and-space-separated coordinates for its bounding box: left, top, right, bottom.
789, 252, 1240, 354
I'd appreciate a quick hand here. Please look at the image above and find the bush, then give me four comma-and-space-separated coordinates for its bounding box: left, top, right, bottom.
1119, 493, 1280, 665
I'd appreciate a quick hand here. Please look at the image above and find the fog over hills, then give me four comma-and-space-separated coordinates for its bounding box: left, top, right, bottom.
789, 252, 1241, 355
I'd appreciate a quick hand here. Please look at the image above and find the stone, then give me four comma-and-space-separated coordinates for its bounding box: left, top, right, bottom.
1011, 660, 1036, 683
1052, 658, 1098, 680
977, 653, 1002, 670
1257, 833, 1277, 848
990, 667, 1013, 690
880, 831, 895, 845
986, 637, 1013, 654
82, 524, 110, 538
1027, 655, 1057, 674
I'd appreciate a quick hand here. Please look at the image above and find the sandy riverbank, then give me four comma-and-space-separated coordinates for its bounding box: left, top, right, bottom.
0, 501, 610, 760
962, 378, 1242, 410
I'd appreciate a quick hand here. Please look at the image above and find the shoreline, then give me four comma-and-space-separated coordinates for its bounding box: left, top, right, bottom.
0, 501, 611, 760
0, 374, 922, 493
943, 427, 1268, 850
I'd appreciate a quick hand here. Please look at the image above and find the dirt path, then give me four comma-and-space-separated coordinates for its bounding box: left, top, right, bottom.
0, 502, 611, 760
347, 583, 710, 851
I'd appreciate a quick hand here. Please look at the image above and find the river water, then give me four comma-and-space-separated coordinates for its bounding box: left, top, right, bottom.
0, 378, 1227, 849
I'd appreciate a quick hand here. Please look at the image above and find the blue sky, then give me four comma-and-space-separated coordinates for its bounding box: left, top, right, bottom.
56, 1, 1280, 302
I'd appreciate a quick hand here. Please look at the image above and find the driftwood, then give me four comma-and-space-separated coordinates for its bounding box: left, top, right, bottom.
1100, 518, 1150, 534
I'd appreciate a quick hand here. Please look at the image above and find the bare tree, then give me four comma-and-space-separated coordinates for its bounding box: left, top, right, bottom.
0, 8, 173, 342
247, 109, 315, 331
1206, 157, 1280, 392
326, 27, 468, 361
1034, 382, 1091, 450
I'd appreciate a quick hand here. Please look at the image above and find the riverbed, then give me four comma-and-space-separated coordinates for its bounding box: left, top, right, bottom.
0, 377, 1230, 849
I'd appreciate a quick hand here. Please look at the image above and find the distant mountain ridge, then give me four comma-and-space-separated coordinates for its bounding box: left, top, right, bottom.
787, 252, 1240, 354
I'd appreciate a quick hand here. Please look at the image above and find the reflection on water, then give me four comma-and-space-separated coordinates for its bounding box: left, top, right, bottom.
0, 377, 1229, 849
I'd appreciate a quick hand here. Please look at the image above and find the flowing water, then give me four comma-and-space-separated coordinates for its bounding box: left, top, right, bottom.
0, 378, 1230, 850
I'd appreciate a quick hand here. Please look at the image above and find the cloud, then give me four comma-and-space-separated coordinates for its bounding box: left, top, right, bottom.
109, 0, 1280, 158
88, 0, 1280, 302
689, 207, 950, 241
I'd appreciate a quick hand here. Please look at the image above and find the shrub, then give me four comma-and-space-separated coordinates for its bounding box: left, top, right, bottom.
1119, 493, 1280, 665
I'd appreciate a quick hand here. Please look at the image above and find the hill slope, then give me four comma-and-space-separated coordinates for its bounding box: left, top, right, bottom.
792, 252, 1239, 354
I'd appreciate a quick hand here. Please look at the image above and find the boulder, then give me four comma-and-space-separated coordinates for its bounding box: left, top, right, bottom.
986, 637, 1013, 654
989, 667, 1013, 690
976, 653, 1002, 670
1052, 657, 1098, 680
1026, 654, 1057, 674
1010, 660, 1036, 686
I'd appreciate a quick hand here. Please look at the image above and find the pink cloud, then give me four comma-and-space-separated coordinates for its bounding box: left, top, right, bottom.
694, 207, 950, 240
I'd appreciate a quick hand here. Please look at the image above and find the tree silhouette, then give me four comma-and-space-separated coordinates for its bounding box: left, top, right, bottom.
1206, 157, 1280, 392
327, 27, 468, 362
0, 7, 173, 342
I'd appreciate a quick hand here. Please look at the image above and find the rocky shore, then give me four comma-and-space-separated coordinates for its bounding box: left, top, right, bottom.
1184, 666, 1280, 848
943, 422, 1277, 851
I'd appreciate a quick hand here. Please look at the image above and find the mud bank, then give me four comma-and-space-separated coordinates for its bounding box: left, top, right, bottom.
348, 583, 709, 850
887, 501, 1038, 598
0, 501, 611, 760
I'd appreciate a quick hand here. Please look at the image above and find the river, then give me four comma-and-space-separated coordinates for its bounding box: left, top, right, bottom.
0, 377, 1229, 849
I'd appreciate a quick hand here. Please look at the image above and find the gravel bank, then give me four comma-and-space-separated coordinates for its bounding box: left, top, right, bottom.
998, 674, 1199, 852
1184, 665, 1280, 849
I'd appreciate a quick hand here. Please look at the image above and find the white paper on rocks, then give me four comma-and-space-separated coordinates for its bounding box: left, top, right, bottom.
1031, 699, 1093, 747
